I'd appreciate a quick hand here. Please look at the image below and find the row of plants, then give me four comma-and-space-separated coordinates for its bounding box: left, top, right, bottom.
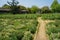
0, 13, 60, 20
41, 13, 60, 20
46, 20, 60, 40
0, 14, 41, 19
0, 19, 38, 40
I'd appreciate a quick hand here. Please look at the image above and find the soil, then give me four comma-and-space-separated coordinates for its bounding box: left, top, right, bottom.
34, 17, 54, 40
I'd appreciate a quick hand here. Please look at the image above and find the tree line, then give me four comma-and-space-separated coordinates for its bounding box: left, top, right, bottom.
0, 0, 60, 14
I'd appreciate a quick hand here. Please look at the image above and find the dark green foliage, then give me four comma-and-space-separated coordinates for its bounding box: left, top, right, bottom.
10, 6, 20, 14
27, 8, 31, 13
7, 0, 20, 14
41, 6, 52, 13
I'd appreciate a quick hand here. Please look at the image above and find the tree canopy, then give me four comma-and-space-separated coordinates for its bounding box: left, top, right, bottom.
31, 6, 39, 13
7, 0, 20, 14
51, 0, 59, 12
2, 4, 10, 9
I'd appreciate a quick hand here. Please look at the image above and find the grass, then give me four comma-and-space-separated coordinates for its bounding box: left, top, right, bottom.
0, 18, 38, 40
46, 20, 60, 40
0, 13, 60, 40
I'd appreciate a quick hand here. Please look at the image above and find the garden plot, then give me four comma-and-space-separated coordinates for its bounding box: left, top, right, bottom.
0, 19, 38, 40
46, 20, 60, 40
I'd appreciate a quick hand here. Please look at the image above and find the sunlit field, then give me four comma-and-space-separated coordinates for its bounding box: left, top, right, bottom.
0, 13, 60, 40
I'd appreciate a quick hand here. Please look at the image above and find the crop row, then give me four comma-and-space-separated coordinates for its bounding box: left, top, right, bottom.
0, 19, 38, 40
46, 20, 60, 40
41, 13, 60, 20
0, 14, 40, 19
0, 13, 60, 20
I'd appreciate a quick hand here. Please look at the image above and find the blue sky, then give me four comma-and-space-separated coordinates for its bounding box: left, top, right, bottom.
0, 0, 60, 8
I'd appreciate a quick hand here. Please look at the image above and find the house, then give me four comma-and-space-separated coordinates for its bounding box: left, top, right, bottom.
0, 8, 11, 13
0, 8, 29, 13
21, 10, 29, 13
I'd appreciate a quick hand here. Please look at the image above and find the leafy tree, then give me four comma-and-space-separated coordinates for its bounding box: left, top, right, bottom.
27, 8, 31, 13
31, 6, 39, 13
41, 6, 51, 13
2, 4, 10, 9
51, 0, 59, 12
7, 0, 20, 14
56, 4, 60, 12
19, 5, 26, 10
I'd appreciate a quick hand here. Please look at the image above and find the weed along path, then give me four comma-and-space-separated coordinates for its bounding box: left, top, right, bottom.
34, 17, 54, 40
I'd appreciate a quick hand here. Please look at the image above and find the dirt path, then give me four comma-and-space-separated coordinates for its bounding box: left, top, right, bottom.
34, 17, 54, 40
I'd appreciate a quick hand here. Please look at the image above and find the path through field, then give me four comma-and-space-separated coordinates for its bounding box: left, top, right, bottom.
34, 17, 54, 40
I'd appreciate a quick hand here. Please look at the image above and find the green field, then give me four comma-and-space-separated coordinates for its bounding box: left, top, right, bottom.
0, 14, 38, 40
41, 13, 60, 40
46, 20, 60, 40
0, 13, 60, 20
0, 13, 60, 40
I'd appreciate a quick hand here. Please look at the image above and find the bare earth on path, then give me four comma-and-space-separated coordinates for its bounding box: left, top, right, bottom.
34, 17, 54, 40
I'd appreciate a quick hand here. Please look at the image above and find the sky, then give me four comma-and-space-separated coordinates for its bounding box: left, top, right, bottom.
0, 0, 60, 8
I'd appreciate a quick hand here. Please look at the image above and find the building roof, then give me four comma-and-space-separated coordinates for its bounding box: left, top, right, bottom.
0, 8, 11, 11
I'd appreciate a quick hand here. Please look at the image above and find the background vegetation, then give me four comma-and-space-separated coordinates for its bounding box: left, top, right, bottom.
0, 0, 60, 14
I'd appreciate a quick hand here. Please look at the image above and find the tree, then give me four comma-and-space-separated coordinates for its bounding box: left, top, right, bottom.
31, 6, 39, 13
19, 5, 26, 10
27, 8, 31, 13
2, 4, 10, 9
55, 4, 60, 12
41, 6, 51, 13
7, 0, 20, 14
51, 0, 59, 12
